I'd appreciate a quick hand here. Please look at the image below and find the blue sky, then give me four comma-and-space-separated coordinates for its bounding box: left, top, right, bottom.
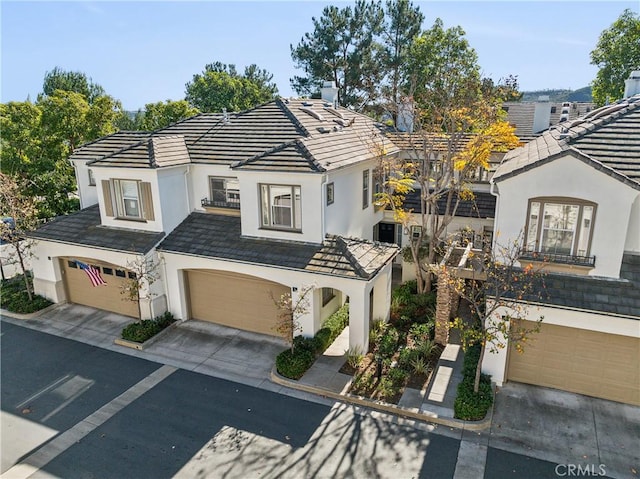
2, 1, 638, 111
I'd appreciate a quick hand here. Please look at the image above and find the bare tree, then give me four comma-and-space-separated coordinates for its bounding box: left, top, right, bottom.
120, 254, 162, 320
271, 285, 314, 352
449, 235, 547, 393
0, 172, 38, 300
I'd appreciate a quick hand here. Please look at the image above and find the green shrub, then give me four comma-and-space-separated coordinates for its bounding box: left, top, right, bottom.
1, 275, 53, 314
346, 346, 364, 369
388, 367, 408, 385
454, 343, 493, 420
315, 303, 350, 353
276, 348, 315, 379
454, 376, 493, 420
411, 356, 429, 375
293, 335, 317, 354
377, 326, 399, 359
397, 347, 419, 370
313, 327, 332, 352
121, 312, 175, 343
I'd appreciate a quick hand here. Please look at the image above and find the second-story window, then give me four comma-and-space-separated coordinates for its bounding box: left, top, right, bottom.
260, 184, 301, 230
326, 182, 334, 206
524, 198, 596, 261
115, 179, 141, 218
102, 179, 154, 221
362, 169, 370, 209
206, 177, 240, 209
88, 168, 96, 186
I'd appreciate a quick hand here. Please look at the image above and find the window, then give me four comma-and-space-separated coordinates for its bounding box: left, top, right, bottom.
102, 267, 113, 275
550, 106, 557, 114
88, 169, 95, 186
321, 288, 335, 306
362, 170, 370, 209
102, 179, 154, 221
524, 198, 596, 261
326, 182, 334, 205
67, 260, 78, 268
115, 269, 126, 278
114, 179, 141, 219
260, 184, 301, 230
204, 177, 240, 209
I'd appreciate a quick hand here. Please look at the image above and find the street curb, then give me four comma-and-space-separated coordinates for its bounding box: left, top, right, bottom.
0, 303, 59, 321
270, 366, 492, 431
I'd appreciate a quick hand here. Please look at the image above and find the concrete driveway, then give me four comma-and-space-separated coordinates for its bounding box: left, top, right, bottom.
489, 382, 640, 479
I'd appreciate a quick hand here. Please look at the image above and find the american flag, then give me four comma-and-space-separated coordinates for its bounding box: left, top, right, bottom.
75, 261, 107, 287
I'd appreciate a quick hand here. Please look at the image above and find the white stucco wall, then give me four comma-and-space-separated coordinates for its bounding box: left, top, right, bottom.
72, 160, 99, 209
187, 164, 237, 213
482, 302, 640, 386
157, 167, 190, 233
625, 194, 640, 253
493, 155, 639, 278
93, 165, 191, 235
235, 170, 325, 243
324, 160, 384, 241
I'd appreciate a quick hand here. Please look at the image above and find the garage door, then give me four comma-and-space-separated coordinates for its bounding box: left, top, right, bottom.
62, 258, 139, 318
507, 320, 640, 405
187, 270, 289, 336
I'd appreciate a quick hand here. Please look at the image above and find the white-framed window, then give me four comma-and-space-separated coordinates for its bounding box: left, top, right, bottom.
326, 182, 334, 206
206, 176, 240, 209
525, 198, 596, 258
114, 179, 141, 219
88, 168, 95, 186
260, 184, 301, 230
362, 169, 370, 209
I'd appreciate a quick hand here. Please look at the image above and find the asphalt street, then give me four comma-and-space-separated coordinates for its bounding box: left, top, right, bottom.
1, 320, 574, 479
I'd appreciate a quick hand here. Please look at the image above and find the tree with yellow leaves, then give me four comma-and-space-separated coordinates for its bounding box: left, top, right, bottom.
375, 18, 520, 293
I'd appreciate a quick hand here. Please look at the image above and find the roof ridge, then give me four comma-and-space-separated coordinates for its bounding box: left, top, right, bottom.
562, 96, 640, 143
334, 235, 369, 279
277, 98, 312, 137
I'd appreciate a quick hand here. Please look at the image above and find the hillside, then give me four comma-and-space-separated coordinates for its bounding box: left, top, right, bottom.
521, 86, 592, 102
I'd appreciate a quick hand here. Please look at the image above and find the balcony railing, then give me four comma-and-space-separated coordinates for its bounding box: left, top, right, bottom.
519, 249, 596, 267
201, 197, 240, 210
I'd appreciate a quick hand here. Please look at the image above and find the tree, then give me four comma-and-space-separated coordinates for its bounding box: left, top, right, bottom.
590, 9, 640, 106
290, 1, 384, 109
481, 74, 523, 103
376, 20, 520, 293
271, 285, 314, 352
120, 255, 162, 320
0, 173, 39, 300
42, 66, 106, 104
133, 100, 199, 131
449, 236, 547, 393
379, 0, 424, 107
185, 62, 278, 112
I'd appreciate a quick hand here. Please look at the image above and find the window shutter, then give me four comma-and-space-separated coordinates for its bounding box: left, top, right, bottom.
140, 182, 155, 221
102, 180, 114, 217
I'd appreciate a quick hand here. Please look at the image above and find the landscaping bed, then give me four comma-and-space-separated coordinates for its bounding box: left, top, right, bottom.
1, 274, 53, 314
120, 311, 175, 343
340, 280, 442, 405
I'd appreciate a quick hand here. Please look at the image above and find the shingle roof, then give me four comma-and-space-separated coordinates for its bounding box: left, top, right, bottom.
89, 135, 192, 168
28, 205, 165, 254
156, 213, 398, 280
494, 94, 640, 190
69, 131, 151, 162
403, 189, 497, 219
503, 101, 596, 136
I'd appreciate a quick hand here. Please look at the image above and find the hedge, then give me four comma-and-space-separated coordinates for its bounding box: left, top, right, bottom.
121, 312, 175, 343
1, 275, 53, 314
276, 303, 349, 379
454, 343, 494, 421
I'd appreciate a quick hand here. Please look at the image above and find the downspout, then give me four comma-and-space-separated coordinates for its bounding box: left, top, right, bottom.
489, 178, 499, 251
183, 165, 191, 212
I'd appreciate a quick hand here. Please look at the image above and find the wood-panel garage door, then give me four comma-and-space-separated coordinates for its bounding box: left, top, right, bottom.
187, 270, 289, 336
62, 258, 139, 318
507, 320, 640, 405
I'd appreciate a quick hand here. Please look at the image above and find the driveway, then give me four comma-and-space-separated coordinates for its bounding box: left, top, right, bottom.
488, 382, 640, 479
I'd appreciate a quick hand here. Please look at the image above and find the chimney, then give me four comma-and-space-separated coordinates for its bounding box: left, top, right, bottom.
624, 70, 640, 98
532, 95, 551, 134
396, 97, 414, 133
321, 81, 339, 107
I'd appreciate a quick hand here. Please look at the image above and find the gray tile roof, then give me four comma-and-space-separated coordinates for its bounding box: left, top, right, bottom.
69, 131, 151, 162
28, 205, 165, 254
538, 271, 640, 318
494, 94, 640, 190
503, 101, 596, 136
403, 189, 497, 219
73, 99, 394, 173
157, 213, 398, 280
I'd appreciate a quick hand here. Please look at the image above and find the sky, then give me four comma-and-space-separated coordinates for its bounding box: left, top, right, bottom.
2, 1, 638, 111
